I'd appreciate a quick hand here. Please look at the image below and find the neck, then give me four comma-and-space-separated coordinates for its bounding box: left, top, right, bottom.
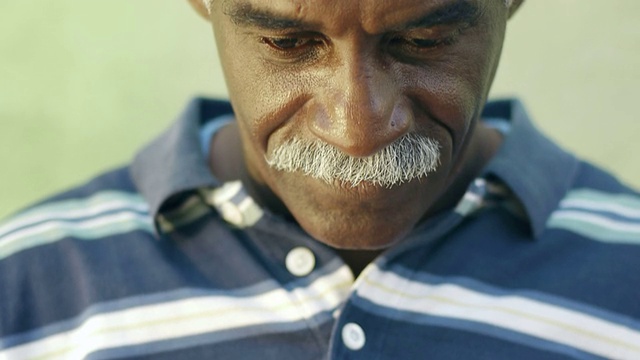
335, 248, 384, 278
210, 122, 293, 218
208, 121, 244, 183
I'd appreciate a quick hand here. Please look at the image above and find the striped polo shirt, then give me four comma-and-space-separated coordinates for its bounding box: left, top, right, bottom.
1, 98, 639, 359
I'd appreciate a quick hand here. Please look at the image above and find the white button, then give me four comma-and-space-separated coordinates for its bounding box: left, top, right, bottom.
285, 247, 315, 276
219, 202, 243, 226
342, 322, 366, 350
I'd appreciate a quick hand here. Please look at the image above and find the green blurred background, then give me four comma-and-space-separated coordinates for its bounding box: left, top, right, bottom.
1, 1, 639, 218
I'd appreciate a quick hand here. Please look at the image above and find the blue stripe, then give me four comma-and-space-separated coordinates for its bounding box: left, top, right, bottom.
0, 259, 345, 349
87, 312, 334, 360
0, 191, 147, 237
351, 296, 607, 360
281, 258, 344, 291
556, 207, 640, 223
0, 208, 151, 242
547, 216, 640, 244
561, 189, 640, 211
388, 264, 640, 333
0, 212, 154, 260
0, 284, 270, 349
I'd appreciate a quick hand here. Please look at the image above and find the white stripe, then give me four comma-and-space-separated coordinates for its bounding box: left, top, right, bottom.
357, 268, 640, 359
559, 198, 640, 219
462, 191, 483, 204
237, 196, 264, 227
454, 191, 484, 215
0, 211, 153, 259
551, 210, 640, 233
1, 266, 353, 360
207, 181, 242, 207
0, 194, 148, 239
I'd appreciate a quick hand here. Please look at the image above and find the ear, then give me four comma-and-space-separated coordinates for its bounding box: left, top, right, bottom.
187, 0, 211, 21
507, 0, 525, 19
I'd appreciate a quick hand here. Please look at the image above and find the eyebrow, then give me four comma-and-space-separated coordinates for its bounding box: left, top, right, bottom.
224, 2, 309, 30
224, 0, 481, 32
401, 0, 482, 30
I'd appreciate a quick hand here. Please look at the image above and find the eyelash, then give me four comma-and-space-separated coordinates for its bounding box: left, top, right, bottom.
260, 36, 323, 56
259, 29, 461, 59
388, 27, 463, 54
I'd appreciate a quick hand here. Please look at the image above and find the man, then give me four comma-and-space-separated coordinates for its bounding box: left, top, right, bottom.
1, 0, 639, 358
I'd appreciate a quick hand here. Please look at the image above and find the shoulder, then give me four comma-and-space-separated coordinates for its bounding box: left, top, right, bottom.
547, 160, 640, 244
0, 166, 154, 262
0, 167, 157, 337
535, 160, 640, 316
454, 157, 640, 316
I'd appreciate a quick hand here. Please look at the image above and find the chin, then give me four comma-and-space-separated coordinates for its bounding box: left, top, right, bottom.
312, 229, 409, 251
268, 171, 437, 250
296, 210, 416, 251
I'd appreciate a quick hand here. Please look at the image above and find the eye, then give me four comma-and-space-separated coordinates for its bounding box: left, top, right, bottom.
403, 38, 442, 48
387, 27, 461, 57
391, 38, 441, 48
389, 35, 452, 50
262, 36, 316, 51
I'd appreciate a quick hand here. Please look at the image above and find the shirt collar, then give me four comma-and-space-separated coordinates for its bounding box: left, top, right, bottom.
481, 99, 579, 237
131, 97, 579, 238
130, 97, 233, 218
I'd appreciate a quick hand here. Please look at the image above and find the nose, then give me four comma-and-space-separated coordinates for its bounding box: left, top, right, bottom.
309, 57, 412, 157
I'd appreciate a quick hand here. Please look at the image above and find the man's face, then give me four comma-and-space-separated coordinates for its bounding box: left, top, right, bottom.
208, 0, 511, 249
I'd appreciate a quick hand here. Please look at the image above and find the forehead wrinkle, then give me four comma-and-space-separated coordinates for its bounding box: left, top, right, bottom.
219, 0, 485, 36
358, 0, 482, 34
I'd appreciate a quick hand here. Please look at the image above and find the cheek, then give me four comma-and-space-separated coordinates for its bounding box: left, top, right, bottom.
213, 22, 310, 151
217, 50, 317, 186
399, 43, 501, 155
224, 58, 316, 150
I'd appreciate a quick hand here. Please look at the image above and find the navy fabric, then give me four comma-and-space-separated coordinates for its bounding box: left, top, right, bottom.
1, 98, 639, 359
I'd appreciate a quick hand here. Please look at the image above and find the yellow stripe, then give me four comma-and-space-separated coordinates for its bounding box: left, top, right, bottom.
29, 280, 352, 360
362, 276, 640, 353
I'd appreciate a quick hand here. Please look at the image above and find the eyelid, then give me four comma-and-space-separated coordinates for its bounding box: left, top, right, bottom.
258, 33, 327, 62
401, 24, 458, 38
266, 32, 320, 42
385, 25, 463, 56
262, 36, 312, 50
401, 21, 467, 41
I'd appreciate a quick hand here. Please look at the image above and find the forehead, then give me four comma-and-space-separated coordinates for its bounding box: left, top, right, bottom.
217, 0, 486, 34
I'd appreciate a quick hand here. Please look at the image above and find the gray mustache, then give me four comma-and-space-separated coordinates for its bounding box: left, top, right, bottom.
266, 133, 441, 188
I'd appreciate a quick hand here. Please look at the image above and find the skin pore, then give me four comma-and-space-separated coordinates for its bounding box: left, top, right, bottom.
191, 0, 523, 275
